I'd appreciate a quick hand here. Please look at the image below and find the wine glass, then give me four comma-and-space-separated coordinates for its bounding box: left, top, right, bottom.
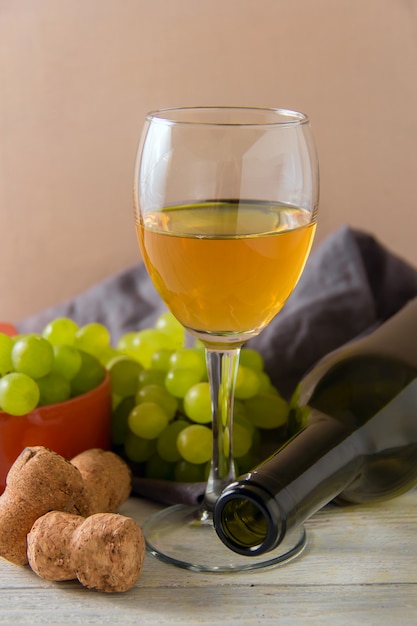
133, 107, 319, 571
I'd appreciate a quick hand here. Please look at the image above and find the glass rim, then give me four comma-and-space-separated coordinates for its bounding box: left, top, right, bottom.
145, 106, 310, 127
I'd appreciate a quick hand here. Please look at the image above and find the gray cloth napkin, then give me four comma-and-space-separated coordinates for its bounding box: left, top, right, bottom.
18, 226, 417, 505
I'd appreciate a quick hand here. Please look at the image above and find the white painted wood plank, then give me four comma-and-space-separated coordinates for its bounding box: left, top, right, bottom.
0, 583, 416, 625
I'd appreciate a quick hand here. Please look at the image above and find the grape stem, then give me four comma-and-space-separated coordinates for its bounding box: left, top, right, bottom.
203, 347, 241, 510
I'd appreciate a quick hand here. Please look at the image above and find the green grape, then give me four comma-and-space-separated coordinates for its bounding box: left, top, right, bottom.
174, 460, 206, 483
42, 317, 79, 346
234, 365, 261, 399
256, 371, 271, 393
233, 401, 261, 456
124, 430, 156, 463
70, 350, 106, 396
267, 384, 281, 396
239, 348, 264, 372
128, 402, 169, 439
169, 348, 206, 380
233, 399, 249, 422
99, 346, 123, 367
244, 391, 289, 429
193, 339, 206, 353
154, 311, 186, 350
233, 406, 256, 438
150, 349, 174, 371
183, 382, 212, 424
74, 322, 111, 357
112, 395, 136, 446
165, 368, 202, 398
11, 335, 54, 379
116, 332, 138, 354
112, 393, 122, 410
37, 372, 71, 406
138, 368, 167, 388
145, 454, 175, 480
232, 421, 252, 458
107, 356, 142, 397
176, 424, 212, 464
135, 384, 178, 421
119, 328, 176, 368
156, 419, 189, 462
0, 333, 13, 375
52, 344, 82, 380
0, 372, 40, 416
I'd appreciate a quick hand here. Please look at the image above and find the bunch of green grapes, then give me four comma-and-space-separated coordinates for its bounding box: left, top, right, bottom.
0, 319, 108, 415
0, 311, 290, 482
107, 312, 290, 482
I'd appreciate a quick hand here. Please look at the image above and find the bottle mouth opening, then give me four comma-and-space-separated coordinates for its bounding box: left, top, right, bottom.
213, 484, 284, 556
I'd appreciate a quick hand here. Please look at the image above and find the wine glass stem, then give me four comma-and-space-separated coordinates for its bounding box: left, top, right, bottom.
203, 346, 241, 511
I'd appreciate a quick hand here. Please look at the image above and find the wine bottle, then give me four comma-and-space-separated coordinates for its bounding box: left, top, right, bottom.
213, 296, 417, 556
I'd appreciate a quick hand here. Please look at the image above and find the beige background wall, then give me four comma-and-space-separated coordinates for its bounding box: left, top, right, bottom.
1, 0, 417, 323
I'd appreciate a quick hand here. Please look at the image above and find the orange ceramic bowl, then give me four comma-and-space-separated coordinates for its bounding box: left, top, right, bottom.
0, 372, 112, 493
0, 322, 18, 336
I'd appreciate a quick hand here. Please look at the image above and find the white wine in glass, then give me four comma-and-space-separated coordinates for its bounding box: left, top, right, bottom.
133, 107, 319, 571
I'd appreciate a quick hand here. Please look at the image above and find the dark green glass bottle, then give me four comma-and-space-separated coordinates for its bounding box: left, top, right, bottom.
213, 297, 417, 556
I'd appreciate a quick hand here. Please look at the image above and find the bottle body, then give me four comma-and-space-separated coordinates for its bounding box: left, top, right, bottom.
213, 297, 417, 556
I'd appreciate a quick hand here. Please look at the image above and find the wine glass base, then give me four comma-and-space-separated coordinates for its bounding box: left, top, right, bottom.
143, 503, 307, 573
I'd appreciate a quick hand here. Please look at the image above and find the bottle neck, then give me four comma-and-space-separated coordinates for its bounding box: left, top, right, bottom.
214, 410, 363, 555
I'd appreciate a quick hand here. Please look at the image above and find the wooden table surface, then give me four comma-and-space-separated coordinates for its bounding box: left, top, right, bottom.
0, 489, 416, 625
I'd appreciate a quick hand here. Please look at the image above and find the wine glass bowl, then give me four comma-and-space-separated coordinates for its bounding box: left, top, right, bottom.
135, 107, 318, 347
133, 106, 319, 571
